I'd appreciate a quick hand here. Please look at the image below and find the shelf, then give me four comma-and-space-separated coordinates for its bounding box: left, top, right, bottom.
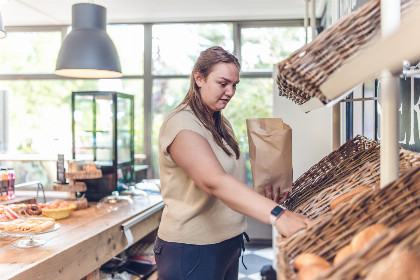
319, 0, 420, 103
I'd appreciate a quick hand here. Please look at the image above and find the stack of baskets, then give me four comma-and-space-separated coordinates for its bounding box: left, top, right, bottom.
277, 160, 420, 280
276, 0, 413, 105
285, 135, 378, 211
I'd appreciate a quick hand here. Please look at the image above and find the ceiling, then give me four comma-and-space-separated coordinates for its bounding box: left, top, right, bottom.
0, 0, 326, 27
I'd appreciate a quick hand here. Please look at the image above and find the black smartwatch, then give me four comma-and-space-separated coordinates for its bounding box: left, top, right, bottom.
269, 205, 285, 225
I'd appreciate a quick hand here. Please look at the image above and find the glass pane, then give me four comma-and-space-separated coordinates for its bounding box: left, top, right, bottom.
152, 78, 190, 172
0, 31, 61, 73
108, 24, 144, 75
152, 23, 233, 75
241, 27, 306, 71
224, 78, 274, 186
120, 80, 144, 155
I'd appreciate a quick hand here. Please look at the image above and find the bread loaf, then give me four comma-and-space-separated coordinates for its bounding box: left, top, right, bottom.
330, 185, 373, 211
333, 245, 353, 265
351, 224, 388, 252
298, 264, 330, 280
365, 249, 420, 280
294, 253, 331, 271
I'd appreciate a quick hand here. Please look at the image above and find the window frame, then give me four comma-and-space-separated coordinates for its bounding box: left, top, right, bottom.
0, 19, 305, 178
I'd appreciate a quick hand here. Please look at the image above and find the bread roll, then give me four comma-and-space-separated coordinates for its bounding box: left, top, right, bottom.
333, 245, 353, 265
294, 253, 331, 271
365, 249, 420, 280
351, 224, 388, 252
298, 264, 330, 280
330, 185, 373, 211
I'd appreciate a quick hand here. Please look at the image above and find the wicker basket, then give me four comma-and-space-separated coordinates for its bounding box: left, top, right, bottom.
41, 204, 77, 220
320, 212, 420, 280
277, 164, 420, 280
284, 135, 379, 211
295, 147, 420, 220
276, 0, 413, 105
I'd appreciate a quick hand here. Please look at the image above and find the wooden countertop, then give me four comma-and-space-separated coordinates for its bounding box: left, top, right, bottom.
0, 194, 163, 280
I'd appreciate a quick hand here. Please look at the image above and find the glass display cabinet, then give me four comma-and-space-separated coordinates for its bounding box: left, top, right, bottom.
72, 91, 134, 201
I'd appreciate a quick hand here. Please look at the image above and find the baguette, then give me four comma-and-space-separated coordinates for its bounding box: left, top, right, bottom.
330, 185, 373, 211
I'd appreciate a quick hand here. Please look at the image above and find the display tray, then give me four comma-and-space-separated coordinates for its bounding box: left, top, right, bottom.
0, 222, 61, 237
0, 222, 61, 248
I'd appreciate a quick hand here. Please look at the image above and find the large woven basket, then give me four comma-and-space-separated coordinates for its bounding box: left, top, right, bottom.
285, 135, 378, 211
295, 147, 420, 220
320, 212, 420, 280
277, 164, 420, 280
276, 0, 413, 105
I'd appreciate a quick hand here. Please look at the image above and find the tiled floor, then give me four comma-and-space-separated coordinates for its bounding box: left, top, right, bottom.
238, 244, 274, 280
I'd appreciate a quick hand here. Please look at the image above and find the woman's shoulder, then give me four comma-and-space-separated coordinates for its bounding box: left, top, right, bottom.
165, 105, 197, 123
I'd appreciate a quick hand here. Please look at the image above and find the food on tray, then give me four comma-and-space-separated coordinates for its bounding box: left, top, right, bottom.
330, 185, 373, 211
294, 253, 331, 271
25, 204, 43, 216
38, 200, 72, 209
333, 244, 353, 265
0, 217, 55, 233
351, 224, 388, 252
39, 200, 77, 220
0, 206, 19, 221
0, 203, 42, 217
365, 248, 420, 280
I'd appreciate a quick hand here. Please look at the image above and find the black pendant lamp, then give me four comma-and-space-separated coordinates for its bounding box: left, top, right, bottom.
55, 3, 122, 78
0, 11, 6, 39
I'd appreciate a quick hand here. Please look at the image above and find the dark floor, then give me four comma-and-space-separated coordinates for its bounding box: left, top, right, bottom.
238, 243, 274, 280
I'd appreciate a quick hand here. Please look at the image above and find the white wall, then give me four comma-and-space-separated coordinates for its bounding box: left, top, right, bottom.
272, 91, 333, 180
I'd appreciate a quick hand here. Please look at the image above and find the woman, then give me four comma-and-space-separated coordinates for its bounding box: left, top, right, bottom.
155, 46, 311, 279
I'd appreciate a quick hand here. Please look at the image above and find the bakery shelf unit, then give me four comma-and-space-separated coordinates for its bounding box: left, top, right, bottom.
71, 91, 135, 201
276, 0, 420, 187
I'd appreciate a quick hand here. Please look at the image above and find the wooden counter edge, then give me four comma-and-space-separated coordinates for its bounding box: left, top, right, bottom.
9, 202, 164, 280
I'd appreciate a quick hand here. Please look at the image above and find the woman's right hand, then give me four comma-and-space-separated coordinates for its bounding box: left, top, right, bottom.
274, 210, 312, 238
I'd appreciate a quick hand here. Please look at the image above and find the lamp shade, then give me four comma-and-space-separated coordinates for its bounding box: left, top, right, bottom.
55, 3, 122, 78
0, 11, 6, 39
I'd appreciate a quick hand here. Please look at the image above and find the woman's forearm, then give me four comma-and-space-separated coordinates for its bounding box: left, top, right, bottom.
208, 173, 278, 225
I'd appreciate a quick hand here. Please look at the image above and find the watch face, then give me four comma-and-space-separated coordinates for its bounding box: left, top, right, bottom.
271, 206, 284, 217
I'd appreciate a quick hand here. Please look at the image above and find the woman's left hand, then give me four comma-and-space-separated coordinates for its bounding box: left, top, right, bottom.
261, 185, 289, 204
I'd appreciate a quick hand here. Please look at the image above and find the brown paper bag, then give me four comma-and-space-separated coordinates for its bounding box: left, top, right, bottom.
246, 118, 293, 195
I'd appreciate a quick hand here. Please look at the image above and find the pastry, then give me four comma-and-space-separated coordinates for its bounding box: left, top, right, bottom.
298, 264, 330, 280
351, 224, 388, 252
333, 245, 353, 265
365, 249, 420, 280
294, 253, 331, 271
330, 185, 373, 211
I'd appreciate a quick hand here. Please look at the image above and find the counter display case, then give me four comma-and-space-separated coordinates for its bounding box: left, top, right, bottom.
72, 91, 134, 201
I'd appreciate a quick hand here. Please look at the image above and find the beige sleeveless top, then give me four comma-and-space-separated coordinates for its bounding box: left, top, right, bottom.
157, 105, 246, 245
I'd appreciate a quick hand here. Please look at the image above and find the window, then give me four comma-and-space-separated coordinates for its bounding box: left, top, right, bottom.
0, 30, 61, 73
0, 21, 305, 186
152, 23, 233, 75
241, 26, 306, 71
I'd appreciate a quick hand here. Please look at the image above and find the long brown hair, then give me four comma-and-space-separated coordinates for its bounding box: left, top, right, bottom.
180, 46, 240, 159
